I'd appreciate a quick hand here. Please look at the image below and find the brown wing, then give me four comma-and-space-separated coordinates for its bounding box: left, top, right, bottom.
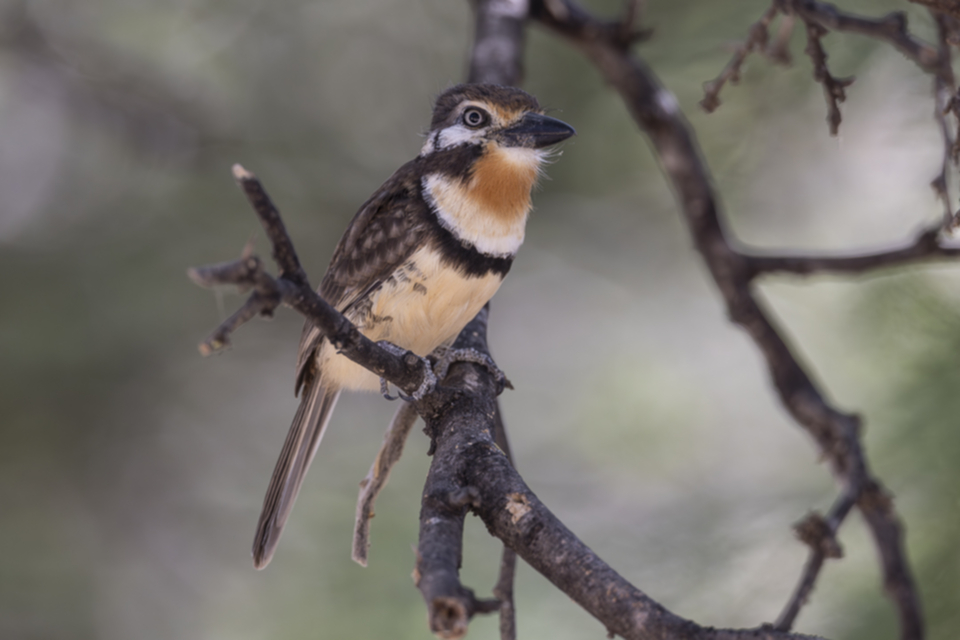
294, 159, 428, 394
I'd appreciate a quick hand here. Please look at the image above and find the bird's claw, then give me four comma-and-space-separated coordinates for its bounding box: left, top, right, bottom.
379, 376, 401, 401
376, 341, 438, 402
432, 346, 512, 394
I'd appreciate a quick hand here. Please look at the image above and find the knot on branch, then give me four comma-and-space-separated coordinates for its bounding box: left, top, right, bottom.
794, 512, 843, 558
430, 596, 470, 639
429, 593, 501, 639
858, 480, 895, 514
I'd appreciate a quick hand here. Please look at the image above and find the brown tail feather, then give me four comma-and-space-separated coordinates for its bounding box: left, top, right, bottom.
252, 383, 341, 569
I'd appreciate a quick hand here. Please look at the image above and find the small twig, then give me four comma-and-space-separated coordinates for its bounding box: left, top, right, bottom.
932, 79, 954, 227
931, 11, 960, 229
188, 255, 280, 354
701, 3, 783, 112
352, 402, 420, 566
415, 310, 507, 638
493, 545, 517, 640
802, 20, 854, 136
774, 493, 855, 630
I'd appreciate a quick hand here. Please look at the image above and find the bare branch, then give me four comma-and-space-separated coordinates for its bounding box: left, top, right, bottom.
415, 307, 507, 639
744, 227, 960, 277
530, 1, 925, 637
466, 3, 527, 636
415, 465, 500, 640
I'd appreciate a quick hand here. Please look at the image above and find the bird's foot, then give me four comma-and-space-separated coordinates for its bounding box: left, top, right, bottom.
432, 346, 513, 394
376, 341, 438, 402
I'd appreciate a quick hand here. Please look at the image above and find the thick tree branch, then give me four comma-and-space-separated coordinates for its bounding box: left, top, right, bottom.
531, 0, 925, 637
463, 3, 530, 636
414, 307, 822, 640
415, 404, 501, 639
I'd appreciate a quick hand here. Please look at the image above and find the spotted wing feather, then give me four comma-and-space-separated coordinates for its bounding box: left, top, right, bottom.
294, 159, 429, 394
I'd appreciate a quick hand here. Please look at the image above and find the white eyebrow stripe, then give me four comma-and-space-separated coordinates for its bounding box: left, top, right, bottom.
420, 125, 482, 156
437, 124, 483, 148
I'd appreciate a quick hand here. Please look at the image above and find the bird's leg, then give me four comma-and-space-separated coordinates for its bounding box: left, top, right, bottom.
376, 341, 438, 402
431, 346, 513, 394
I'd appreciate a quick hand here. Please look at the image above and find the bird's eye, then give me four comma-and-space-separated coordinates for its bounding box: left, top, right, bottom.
462, 107, 489, 128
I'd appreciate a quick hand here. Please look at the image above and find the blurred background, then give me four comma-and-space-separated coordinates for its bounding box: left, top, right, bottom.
2, 0, 959, 638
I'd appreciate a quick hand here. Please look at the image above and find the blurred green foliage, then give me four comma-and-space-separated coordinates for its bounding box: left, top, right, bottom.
1, 0, 958, 638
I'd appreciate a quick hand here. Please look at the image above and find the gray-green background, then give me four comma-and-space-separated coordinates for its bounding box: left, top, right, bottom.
2, 0, 958, 638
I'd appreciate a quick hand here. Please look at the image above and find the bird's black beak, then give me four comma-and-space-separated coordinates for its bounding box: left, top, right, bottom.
500, 112, 576, 149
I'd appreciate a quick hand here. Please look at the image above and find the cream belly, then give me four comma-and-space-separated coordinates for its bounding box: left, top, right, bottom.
318, 245, 504, 391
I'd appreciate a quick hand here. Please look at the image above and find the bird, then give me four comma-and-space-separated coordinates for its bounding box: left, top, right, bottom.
252, 83, 575, 569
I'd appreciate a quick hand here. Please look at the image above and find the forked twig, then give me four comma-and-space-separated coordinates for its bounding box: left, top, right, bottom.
774, 493, 855, 630
802, 20, 854, 135
701, 3, 786, 112
189, 166, 438, 400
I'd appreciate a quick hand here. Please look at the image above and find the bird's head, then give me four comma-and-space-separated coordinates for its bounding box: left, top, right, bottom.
421, 84, 575, 159
419, 84, 574, 258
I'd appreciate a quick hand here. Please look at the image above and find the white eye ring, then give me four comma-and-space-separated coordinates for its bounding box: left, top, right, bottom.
463, 107, 489, 128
